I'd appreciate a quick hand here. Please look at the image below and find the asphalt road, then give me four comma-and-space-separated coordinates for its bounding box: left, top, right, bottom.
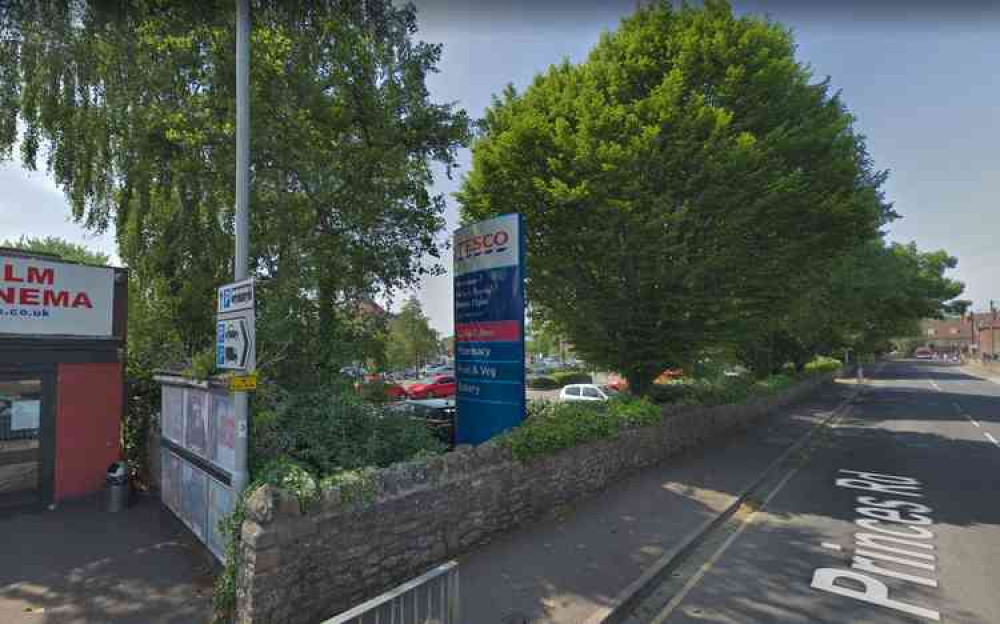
629, 359, 1000, 624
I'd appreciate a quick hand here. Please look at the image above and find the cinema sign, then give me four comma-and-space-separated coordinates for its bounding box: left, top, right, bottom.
0, 254, 115, 337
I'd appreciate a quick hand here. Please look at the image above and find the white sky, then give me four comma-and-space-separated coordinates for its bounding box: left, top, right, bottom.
2, 0, 997, 334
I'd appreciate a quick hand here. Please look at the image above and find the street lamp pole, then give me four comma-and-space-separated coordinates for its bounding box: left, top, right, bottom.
232, 0, 251, 496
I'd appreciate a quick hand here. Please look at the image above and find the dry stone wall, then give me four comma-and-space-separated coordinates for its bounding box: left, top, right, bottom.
235, 373, 836, 624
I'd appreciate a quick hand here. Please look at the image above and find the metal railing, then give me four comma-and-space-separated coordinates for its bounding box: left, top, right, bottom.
322, 561, 460, 624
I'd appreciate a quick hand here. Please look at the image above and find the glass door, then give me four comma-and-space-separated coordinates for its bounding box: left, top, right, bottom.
0, 377, 47, 508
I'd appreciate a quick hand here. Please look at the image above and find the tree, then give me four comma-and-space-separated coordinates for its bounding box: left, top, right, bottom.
1, 0, 469, 385
457, 1, 888, 394
386, 297, 440, 371
2, 235, 110, 265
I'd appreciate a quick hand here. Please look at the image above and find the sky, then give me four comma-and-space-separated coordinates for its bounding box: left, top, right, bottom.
1, 0, 997, 334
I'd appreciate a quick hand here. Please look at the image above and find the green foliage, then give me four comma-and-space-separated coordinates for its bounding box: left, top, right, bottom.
251, 385, 444, 478
551, 371, 593, 386
2, 235, 110, 265
1, 0, 470, 387
185, 348, 218, 380
527, 376, 560, 390
458, 0, 889, 395
212, 484, 256, 624
804, 356, 842, 375
386, 297, 441, 371
503, 396, 660, 461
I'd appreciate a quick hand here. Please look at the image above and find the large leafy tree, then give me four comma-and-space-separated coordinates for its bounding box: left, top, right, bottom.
385, 296, 439, 371
0, 0, 469, 384
457, 0, 889, 393
2, 235, 110, 265
798, 240, 965, 359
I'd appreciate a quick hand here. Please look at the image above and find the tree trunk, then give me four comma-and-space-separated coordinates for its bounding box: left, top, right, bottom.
626, 368, 652, 397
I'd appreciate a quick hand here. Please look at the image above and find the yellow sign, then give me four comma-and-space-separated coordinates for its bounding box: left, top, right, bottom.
228, 373, 258, 392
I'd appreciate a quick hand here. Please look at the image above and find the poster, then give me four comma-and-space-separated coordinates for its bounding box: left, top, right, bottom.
162, 386, 185, 444
11, 400, 40, 431
184, 389, 209, 458
207, 478, 234, 561
180, 461, 208, 539
161, 449, 182, 515
211, 392, 236, 472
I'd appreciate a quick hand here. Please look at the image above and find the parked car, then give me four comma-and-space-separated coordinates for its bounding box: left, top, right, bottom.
605, 374, 628, 392
559, 383, 617, 402
355, 377, 408, 401
407, 375, 457, 399
386, 398, 456, 447
425, 364, 454, 376
655, 368, 684, 382
914, 347, 933, 360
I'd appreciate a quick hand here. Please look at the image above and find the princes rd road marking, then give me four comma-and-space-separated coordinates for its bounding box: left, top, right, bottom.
811, 469, 941, 621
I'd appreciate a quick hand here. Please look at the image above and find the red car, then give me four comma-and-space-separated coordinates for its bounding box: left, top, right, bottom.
407, 375, 457, 400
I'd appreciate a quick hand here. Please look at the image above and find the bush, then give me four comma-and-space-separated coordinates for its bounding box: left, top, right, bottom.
251, 385, 445, 478
552, 371, 593, 385
502, 395, 661, 461
646, 382, 694, 405
804, 356, 842, 375
527, 375, 560, 389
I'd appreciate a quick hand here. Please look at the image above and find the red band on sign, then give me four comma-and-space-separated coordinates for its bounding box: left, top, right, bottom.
456, 321, 521, 343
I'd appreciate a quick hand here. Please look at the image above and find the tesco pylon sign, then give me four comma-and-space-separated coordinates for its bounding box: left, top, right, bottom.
0, 253, 115, 337
453, 213, 526, 444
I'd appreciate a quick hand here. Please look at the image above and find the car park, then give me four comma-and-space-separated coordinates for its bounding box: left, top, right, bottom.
559, 383, 617, 402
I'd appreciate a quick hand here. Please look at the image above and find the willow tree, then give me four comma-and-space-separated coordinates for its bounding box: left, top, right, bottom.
457, 0, 891, 392
0, 0, 469, 383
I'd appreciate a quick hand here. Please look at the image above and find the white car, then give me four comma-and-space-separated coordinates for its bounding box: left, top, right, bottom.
559, 383, 616, 402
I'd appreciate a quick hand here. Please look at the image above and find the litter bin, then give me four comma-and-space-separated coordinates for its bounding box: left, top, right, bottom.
106, 461, 130, 512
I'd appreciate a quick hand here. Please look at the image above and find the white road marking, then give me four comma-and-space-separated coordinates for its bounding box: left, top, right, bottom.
822, 543, 842, 551
648, 465, 803, 624
928, 379, 943, 392
985, 433, 999, 447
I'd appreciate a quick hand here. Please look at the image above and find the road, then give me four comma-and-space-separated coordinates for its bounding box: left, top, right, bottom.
622, 359, 1000, 624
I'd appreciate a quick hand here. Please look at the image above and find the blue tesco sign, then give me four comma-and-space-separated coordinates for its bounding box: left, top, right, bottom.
453, 213, 526, 444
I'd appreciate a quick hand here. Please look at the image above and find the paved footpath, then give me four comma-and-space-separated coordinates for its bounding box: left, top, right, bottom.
620, 359, 1000, 624
458, 378, 855, 624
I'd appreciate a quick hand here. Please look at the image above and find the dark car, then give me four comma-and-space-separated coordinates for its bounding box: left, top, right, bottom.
386, 398, 456, 447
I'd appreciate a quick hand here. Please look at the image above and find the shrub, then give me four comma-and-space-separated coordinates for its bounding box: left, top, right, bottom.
552, 371, 593, 385
647, 382, 694, 405
527, 375, 560, 389
251, 385, 444, 478
804, 356, 842, 375
502, 395, 661, 461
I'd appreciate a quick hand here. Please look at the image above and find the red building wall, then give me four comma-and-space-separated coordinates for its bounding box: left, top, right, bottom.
54, 362, 123, 500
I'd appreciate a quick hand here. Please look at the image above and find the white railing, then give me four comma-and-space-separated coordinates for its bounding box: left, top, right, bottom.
321, 561, 460, 624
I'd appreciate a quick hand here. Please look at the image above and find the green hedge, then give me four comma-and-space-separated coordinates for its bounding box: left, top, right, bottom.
502, 396, 661, 461
552, 371, 593, 385
527, 376, 560, 389
805, 355, 842, 374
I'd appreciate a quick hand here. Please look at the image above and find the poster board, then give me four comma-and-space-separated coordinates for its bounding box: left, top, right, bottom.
158, 380, 238, 562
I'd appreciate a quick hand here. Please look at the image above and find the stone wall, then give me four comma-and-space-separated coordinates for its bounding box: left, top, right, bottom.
235, 373, 836, 624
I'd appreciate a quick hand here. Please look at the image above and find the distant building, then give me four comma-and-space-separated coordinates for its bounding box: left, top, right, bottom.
919, 317, 973, 354
971, 311, 1000, 360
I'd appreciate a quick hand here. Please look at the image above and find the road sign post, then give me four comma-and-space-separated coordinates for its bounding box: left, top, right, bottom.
216, 277, 254, 497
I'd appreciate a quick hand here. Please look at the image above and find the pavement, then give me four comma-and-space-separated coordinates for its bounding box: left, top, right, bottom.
618, 359, 1000, 624
0, 494, 214, 624
458, 376, 856, 623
